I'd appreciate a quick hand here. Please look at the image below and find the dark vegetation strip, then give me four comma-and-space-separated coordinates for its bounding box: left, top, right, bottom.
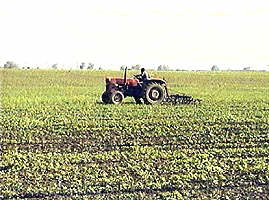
2, 139, 269, 154
3, 181, 269, 199
3, 129, 269, 145
2, 136, 269, 147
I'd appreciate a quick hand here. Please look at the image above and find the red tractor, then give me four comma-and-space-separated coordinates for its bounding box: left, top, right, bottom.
101, 67, 168, 104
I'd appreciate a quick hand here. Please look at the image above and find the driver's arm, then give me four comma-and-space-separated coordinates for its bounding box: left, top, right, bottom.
134, 74, 141, 79
142, 71, 149, 80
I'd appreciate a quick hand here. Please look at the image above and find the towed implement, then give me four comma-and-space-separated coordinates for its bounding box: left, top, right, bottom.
101, 67, 202, 105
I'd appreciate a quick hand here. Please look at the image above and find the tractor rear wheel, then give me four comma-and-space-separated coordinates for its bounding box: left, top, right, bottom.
101, 92, 111, 104
110, 91, 124, 104
143, 83, 166, 104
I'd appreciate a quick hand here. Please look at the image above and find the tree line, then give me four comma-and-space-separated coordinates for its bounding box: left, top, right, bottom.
1, 61, 267, 71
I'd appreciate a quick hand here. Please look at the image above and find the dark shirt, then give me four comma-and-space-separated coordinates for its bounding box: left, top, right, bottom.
141, 71, 149, 80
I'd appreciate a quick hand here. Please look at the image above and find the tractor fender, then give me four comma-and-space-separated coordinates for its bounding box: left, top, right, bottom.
143, 79, 167, 85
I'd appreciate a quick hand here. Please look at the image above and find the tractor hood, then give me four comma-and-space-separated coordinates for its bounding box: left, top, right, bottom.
105, 77, 166, 86
106, 77, 139, 86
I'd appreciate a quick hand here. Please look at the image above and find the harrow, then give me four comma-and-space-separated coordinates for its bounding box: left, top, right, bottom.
162, 94, 202, 105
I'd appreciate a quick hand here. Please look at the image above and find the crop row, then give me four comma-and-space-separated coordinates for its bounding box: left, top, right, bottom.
2, 138, 269, 155
2, 181, 269, 200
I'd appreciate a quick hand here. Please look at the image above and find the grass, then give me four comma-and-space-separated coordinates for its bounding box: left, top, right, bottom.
1, 69, 269, 199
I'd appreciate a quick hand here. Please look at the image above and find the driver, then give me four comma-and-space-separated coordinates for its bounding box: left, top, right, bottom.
133, 68, 150, 104
135, 68, 150, 81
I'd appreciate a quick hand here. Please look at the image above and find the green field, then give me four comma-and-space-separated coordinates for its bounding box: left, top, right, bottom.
1, 69, 269, 199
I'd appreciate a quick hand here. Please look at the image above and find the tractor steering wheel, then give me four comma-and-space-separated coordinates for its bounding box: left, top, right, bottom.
133, 74, 140, 79
133, 75, 142, 81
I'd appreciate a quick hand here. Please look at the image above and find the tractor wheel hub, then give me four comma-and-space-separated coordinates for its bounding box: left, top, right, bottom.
151, 90, 160, 99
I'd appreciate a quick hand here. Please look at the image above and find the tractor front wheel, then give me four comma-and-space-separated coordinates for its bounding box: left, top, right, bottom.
110, 91, 124, 104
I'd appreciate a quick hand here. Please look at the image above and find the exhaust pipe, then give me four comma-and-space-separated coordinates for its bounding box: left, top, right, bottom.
123, 66, 127, 85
